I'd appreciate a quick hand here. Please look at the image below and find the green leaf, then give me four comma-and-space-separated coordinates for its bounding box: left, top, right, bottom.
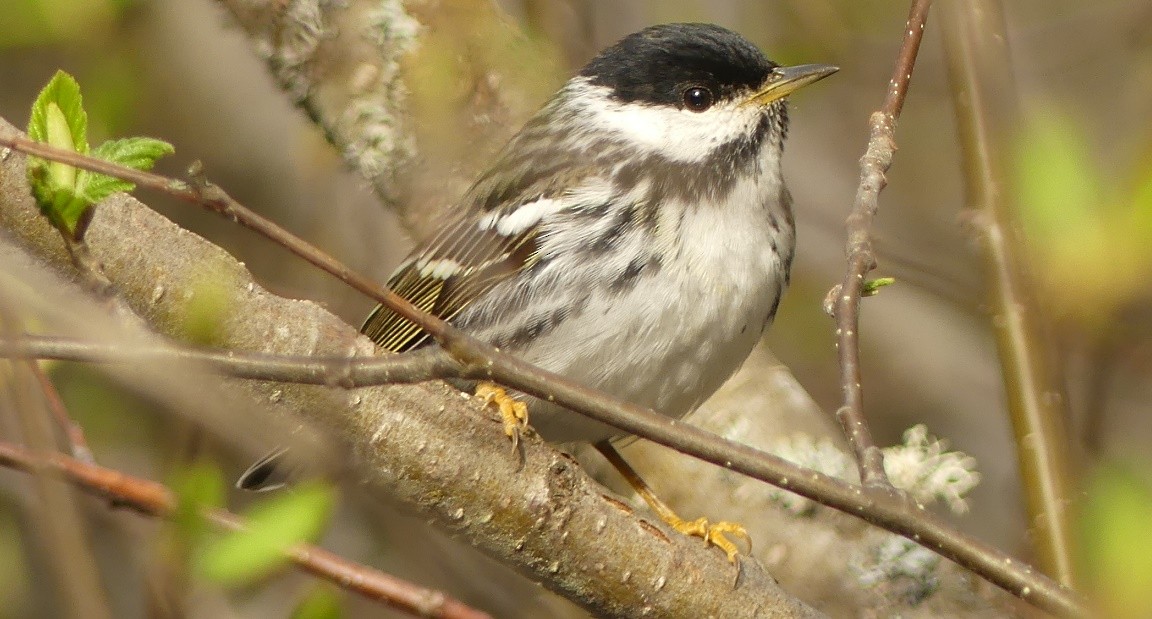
862, 277, 896, 297
1079, 464, 1152, 619
91, 136, 175, 170
169, 461, 227, 548
196, 482, 335, 585
26, 70, 91, 234
1014, 110, 1102, 243
24, 70, 173, 239
28, 70, 89, 154
180, 264, 236, 347
292, 586, 344, 619
1128, 160, 1152, 242
84, 137, 174, 201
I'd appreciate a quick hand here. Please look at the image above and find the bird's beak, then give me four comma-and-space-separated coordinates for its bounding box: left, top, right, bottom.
744, 64, 839, 107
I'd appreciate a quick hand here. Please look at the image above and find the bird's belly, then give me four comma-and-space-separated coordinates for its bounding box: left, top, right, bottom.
516, 250, 783, 444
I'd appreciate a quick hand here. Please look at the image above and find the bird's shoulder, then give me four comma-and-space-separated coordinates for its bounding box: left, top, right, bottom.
360, 161, 612, 352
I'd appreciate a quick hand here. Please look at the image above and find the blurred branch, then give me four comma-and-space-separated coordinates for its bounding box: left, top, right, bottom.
829, 0, 933, 488
0, 124, 1086, 616
0, 335, 458, 386
0, 312, 112, 619
212, 0, 418, 208
940, 0, 1077, 587
213, 0, 557, 238
28, 358, 94, 463
0, 439, 493, 619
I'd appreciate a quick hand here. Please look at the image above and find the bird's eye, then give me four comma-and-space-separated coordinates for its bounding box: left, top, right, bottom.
682, 87, 714, 112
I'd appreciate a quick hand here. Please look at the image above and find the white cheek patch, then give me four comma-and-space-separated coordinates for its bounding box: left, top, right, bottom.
565, 80, 761, 164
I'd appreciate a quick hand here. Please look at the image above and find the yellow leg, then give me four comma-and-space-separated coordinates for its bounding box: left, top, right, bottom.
596, 441, 750, 564
475, 382, 528, 449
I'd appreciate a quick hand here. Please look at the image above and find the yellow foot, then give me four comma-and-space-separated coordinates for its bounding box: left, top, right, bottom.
594, 441, 751, 565
475, 382, 528, 449
666, 516, 750, 565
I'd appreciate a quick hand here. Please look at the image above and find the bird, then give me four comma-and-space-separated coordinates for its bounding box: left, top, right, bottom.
241, 22, 836, 564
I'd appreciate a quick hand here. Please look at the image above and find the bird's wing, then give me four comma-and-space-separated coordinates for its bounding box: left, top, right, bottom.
361, 167, 602, 353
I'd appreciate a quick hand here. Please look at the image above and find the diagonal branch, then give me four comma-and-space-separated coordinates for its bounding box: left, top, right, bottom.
0, 121, 1084, 615
0, 439, 492, 619
0, 121, 821, 618
829, 0, 934, 489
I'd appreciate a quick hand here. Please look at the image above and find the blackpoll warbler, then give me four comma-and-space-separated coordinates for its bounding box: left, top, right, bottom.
245, 22, 835, 561
363, 22, 834, 441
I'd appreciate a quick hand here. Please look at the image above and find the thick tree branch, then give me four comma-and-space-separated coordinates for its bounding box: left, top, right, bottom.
0, 121, 1085, 616
0, 120, 820, 618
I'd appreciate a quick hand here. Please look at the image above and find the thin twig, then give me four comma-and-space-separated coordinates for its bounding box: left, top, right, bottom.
27, 359, 95, 463
0, 439, 493, 619
0, 334, 1086, 616
10, 137, 474, 360
830, 0, 933, 488
0, 335, 460, 387
0, 135, 1086, 616
940, 0, 1077, 586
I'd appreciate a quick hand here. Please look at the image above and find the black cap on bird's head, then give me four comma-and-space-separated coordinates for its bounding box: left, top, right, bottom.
579, 23, 836, 113
468, 23, 836, 212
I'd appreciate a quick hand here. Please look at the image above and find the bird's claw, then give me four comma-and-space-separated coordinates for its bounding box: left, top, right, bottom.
476, 382, 528, 452
668, 516, 750, 565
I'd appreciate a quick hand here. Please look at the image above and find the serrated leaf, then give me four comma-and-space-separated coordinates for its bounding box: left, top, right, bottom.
28, 70, 89, 154
196, 482, 335, 585
91, 136, 174, 169
83, 137, 173, 202
24, 72, 174, 239
26, 71, 92, 235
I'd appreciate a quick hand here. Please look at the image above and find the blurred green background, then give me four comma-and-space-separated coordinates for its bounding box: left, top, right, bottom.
2, 0, 1151, 617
